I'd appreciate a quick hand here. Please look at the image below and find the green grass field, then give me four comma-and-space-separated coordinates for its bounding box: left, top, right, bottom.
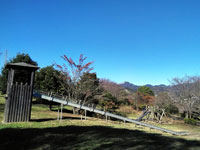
0, 95, 200, 150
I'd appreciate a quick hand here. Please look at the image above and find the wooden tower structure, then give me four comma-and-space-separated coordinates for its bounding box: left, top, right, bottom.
4, 62, 39, 122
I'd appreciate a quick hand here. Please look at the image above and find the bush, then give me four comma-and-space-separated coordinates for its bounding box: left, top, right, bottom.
138, 104, 147, 110
184, 118, 197, 125
165, 104, 179, 114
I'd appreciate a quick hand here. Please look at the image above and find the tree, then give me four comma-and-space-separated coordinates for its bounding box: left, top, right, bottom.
101, 92, 118, 111
98, 79, 132, 111
154, 92, 178, 114
99, 79, 127, 100
35, 65, 64, 93
55, 54, 94, 100
154, 92, 171, 107
137, 86, 154, 96
77, 73, 101, 104
134, 86, 155, 110
0, 53, 38, 93
170, 75, 200, 118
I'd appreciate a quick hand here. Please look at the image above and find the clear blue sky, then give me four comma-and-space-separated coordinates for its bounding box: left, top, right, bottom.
0, 0, 200, 85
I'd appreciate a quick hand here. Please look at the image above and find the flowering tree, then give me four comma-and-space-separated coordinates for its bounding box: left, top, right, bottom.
57, 54, 93, 82
56, 54, 94, 100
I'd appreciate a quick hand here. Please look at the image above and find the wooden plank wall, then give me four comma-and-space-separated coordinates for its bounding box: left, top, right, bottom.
4, 82, 32, 122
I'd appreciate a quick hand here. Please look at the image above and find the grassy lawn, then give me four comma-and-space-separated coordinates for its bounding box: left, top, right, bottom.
0, 95, 200, 150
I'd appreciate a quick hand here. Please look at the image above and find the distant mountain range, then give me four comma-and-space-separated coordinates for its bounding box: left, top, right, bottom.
120, 81, 170, 94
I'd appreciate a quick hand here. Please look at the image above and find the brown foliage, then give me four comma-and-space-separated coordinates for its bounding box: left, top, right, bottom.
136, 92, 155, 105
56, 54, 94, 83
55, 53, 94, 100
99, 79, 124, 98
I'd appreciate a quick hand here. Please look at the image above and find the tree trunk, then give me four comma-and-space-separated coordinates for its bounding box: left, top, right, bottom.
185, 111, 189, 118
189, 111, 192, 119
49, 103, 52, 111
135, 99, 138, 111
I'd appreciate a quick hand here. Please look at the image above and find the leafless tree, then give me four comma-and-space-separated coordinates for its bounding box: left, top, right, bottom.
154, 92, 172, 107
170, 75, 200, 118
99, 79, 126, 98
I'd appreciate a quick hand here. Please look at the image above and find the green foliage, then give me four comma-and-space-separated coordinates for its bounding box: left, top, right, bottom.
35, 66, 63, 93
137, 86, 154, 96
10, 53, 38, 65
0, 53, 38, 93
184, 118, 197, 125
97, 92, 118, 112
103, 93, 116, 101
138, 104, 147, 110
0, 69, 7, 93
78, 73, 101, 103
117, 98, 131, 106
164, 103, 179, 114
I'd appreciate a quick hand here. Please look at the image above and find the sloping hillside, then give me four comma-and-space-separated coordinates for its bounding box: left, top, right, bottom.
120, 81, 170, 94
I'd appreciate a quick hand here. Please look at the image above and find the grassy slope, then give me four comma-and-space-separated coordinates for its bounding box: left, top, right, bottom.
0, 96, 200, 150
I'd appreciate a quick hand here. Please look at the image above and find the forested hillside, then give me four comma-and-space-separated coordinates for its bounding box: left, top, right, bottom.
120, 81, 170, 94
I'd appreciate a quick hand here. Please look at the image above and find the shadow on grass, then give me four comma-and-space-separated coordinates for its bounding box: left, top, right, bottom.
31, 116, 81, 122
31, 118, 56, 122
51, 107, 74, 114
0, 125, 200, 150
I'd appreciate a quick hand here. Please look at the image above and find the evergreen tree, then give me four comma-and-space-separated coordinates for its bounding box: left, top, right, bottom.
137, 86, 154, 96
0, 53, 38, 93
35, 65, 64, 93
78, 72, 100, 104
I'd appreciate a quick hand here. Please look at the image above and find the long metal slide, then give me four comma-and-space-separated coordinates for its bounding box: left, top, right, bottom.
33, 92, 188, 136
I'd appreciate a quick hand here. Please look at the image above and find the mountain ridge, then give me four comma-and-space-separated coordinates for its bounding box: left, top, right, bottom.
120, 81, 170, 94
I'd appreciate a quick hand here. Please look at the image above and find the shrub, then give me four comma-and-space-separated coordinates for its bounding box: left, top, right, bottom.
165, 104, 179, 114
184, 118, 197, 125
138, 104, 147, 110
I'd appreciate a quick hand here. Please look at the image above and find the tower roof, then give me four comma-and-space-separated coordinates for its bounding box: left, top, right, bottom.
6, 62, 39, 70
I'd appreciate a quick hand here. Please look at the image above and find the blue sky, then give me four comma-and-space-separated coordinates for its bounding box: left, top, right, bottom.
0, 0, 200, 85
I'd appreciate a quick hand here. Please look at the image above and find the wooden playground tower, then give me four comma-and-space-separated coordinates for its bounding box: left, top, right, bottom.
3, 62, 39, 123
146, 106, 167, 123
136, 105, 167, 123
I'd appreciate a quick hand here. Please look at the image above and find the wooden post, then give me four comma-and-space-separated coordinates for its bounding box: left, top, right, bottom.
159, 109, 166, 123
73, 107, 75, 114
60, 104, 63, 120
6, 69, 15, 95
57, 105, 60, 120
85, 110, 87, 120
